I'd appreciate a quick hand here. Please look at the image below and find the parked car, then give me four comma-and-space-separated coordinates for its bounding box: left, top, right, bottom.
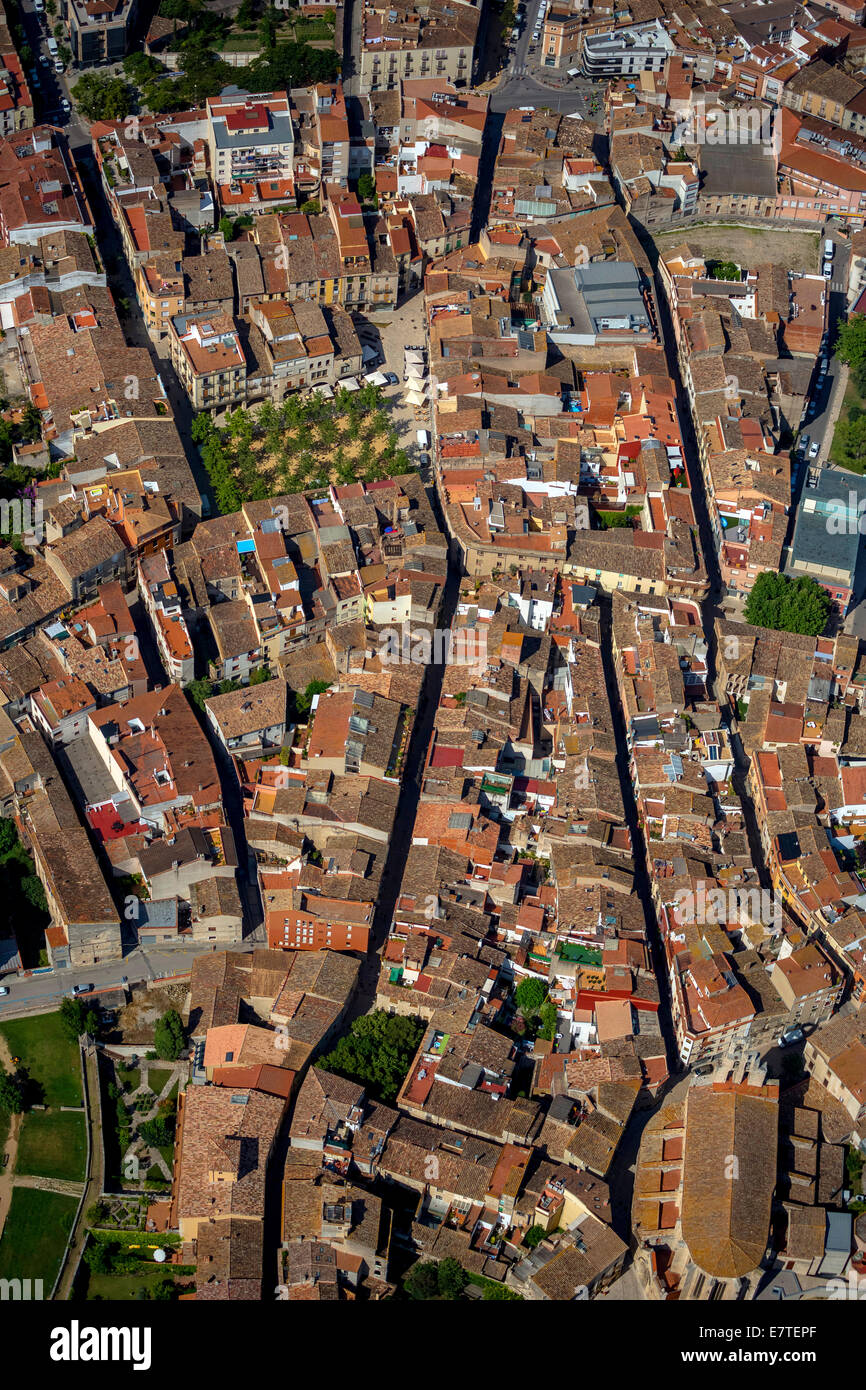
60, 97, 70, 112
799, 434, 810, 454
0, 986, 8, 996
418, 452, 431, 468
809, 440, 820, 458
383, 372, 399, 385
70, 982, 94, 996
823, 261, 833, 278
39, 53, 49, 66
54, 59, 64, 73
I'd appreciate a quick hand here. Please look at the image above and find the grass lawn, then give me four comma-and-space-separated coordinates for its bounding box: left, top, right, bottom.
145, 1068, 171, 1095
0, 1187, 77, 1288
0, 1011, 82, 1107
82, 1266, 183, 1300
466, 1271, 523, 1300
293, 17, 334, 39
117, 1067, 141, 1092
0, 1106, 9, 1154
830, 375, 866, 473
79, 1233, 192, 1300
16, 1109, 86, 1182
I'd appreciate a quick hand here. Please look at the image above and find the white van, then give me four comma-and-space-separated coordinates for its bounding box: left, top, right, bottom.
46, 36, 58, 56
824, 239, 834, 258
416, 429, 430, 449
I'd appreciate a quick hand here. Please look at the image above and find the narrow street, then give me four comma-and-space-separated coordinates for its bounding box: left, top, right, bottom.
598, 595, 678, 1078
72, 149, 216, 517
345, 483, 461, 1023
470, 109, 504, 244
650, 250, 774, 892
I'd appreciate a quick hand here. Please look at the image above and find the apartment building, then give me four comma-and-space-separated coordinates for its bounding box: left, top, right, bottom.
169, 311, 247, 411
0, 3, 32, 135
206, 93, 295, 214
359, 0, 480, 93
137, 549, 195, 684
0, 127, 90, 245
62, 0, 138, 66
581, 22, 675, 78
804, 1014, 866, 1140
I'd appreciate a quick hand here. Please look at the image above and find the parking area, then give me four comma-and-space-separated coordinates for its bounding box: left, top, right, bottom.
0, 341, 25, 402
354, 293, 432, 463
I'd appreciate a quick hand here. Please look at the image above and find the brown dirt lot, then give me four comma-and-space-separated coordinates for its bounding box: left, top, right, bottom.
113, 984, 189, 1047
654, 225, 822, 274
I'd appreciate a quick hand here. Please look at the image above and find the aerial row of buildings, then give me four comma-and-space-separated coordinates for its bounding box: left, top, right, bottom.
1, 0, 866, 1304
78, 83, 486, 408
164, 547, 866, 1299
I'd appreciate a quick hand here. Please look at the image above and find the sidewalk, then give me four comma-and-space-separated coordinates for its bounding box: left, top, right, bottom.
820, 361, 849, 467
55, 1047, 104, 1301
0, 1031, 20, 1242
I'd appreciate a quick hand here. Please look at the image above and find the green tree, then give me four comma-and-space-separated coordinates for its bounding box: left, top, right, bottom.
292, 678, 330, 720
743, 571, 830, 637
523, 1224, 547, 1249
538, 998, 558, 1041
318, 1011, 424, 1102
22, 874, 47, 912
72, 73, 131, 122
59, 996, 86, 1042
186, 677, 214, 711
84, 1008, 100, 1037
483, 1281, 523, 1299
835, 313, 866, 371
300, 198, 320, 214
249, 666, 272, 685
515, 977, 547, 1016
140, 1115, 174, 1147
357, 172, 376, 205
0, 817, 18, 856
21, 402, 42, 441
151, 1276, 177, 1300
124, 52, 166, 83
153, 1008, 185, 1062
84, 1240, 117, 1275
832, 412, 866, 472
436, 1257, 468, 1299
0, 1070, 26, 1114
403, 1260, 439, 1300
